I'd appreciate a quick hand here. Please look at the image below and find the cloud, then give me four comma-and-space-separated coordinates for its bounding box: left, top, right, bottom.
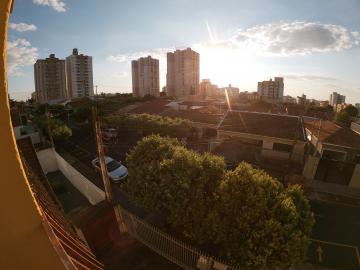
33, 0, 66, 12
9, 22, 37, 32
107, 21, 360, 64
228, 21, 360, 56
107, 47, 174, 63
284, 74, 338, 81
7, 39, 38, 76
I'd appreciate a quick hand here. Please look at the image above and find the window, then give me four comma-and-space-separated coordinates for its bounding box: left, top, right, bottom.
273, 143, 293, 152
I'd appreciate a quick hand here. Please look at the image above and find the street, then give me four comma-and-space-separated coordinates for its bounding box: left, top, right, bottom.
60, 125, 360, 270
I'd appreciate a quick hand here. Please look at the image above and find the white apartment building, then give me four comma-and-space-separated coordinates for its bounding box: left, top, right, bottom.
329, 92, 346, 107
166, 48, 200, 98
66, 48, 94, 98
257, 77, 284, 101
34, 54, 67, 104
131, 56, 159, 97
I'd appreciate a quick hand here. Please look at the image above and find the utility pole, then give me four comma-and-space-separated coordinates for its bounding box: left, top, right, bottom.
92, 103, 113, 202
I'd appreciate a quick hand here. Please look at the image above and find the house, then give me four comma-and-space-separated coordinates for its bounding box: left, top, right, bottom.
216, 111, 307, 164
11, 108, 42, 146
303, 117, 360, 187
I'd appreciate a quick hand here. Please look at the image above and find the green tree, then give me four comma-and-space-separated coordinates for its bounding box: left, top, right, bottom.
34, 116, 72, 141
73, 106, 92, 123
211, 163, 314, 270
343, 105, 359, 117
104, 113, 193, 138
125, 135, 181, 212
336, 111, 351, 125
125, 135, 225, 243
49, 119, 72, 141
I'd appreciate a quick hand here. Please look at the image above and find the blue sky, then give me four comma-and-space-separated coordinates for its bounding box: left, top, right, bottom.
7, 0, 360, 103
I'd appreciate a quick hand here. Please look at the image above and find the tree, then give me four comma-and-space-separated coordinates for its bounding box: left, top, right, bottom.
49, 119, 72, 141
73, 106, 92, 123
126, 136, 314, 269
343, 105, 359, 117
34, 115, 72, 141
104, 113, 193, 138
336, 111, 351, 125
125, 135, 181, 212
211, 163, 314, 270
125, 135, 225, 243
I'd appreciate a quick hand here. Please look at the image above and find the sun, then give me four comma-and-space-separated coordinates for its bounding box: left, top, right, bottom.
194, 44, 264, 90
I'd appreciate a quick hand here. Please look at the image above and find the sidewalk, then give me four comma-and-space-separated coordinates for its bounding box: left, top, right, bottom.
307, 180, 360, 207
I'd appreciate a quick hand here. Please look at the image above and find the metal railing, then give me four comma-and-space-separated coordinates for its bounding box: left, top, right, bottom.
115, 205, 238, 270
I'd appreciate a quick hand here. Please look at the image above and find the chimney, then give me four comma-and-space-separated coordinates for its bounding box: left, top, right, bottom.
73, 48, 78, 55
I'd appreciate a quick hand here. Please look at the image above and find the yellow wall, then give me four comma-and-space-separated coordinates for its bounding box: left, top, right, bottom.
0, 1, 66, 269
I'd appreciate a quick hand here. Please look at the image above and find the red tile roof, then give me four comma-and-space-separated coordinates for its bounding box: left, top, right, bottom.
304, 118, 360, 149
219, 111, 306, 141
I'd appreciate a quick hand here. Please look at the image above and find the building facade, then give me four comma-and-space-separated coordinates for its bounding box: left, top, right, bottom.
199, 79, 219, 97
34, 54, 67, 103
257, 77, 284, 101
329, 92, 345, 107
132, 56, 159, 97
166, 48, 200, 98
66, 48, 94, 98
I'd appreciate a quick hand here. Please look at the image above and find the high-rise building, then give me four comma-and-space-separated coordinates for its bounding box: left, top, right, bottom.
199, 79, 219, 97
166, 48, 200, 98
66, 48, 94, 98
329, 92, 346, 107
34, 54, 67, 103
257, 77, 284, 100
131, 56, 159, 97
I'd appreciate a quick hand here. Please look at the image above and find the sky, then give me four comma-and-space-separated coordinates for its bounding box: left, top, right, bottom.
6, 0, 360, 103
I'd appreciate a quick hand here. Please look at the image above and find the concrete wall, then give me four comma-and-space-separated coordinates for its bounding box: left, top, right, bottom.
261, 148, 290, 160
13, 126, 41, 145
37, 148, 58, 173
36, 148, 105, 205
303, 155, 320, 179
351, 122, 360, 135
349, 164, 360, 188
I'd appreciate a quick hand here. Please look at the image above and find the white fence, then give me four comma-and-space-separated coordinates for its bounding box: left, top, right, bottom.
115, 206, 238, 270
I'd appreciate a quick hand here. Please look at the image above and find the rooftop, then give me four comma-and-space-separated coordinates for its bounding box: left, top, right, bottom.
218, 111, 306, 141
304, 118, 360, 149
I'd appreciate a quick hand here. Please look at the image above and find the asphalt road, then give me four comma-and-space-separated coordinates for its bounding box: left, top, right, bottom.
309, 199, 360, 269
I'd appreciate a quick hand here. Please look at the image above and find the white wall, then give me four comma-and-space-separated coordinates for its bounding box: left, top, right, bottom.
13, 126, 41, 145
36, 148, 105, 205
303, 155, 320, 179
37, 148, 58, 173
349, 164, 360, 188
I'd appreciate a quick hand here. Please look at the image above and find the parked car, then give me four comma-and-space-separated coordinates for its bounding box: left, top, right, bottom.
91, 156, 128, 183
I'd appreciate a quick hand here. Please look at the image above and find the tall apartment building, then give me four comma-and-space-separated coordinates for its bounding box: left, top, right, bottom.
131, 56, 159, 97
166, 48, 200, 98
329, 92, 346, 107
34, 54, 67, 103
257, 77, 284, 100
66, 48, 94, 98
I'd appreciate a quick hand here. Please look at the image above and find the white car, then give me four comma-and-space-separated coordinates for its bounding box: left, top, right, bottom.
91, 156, 128, 183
